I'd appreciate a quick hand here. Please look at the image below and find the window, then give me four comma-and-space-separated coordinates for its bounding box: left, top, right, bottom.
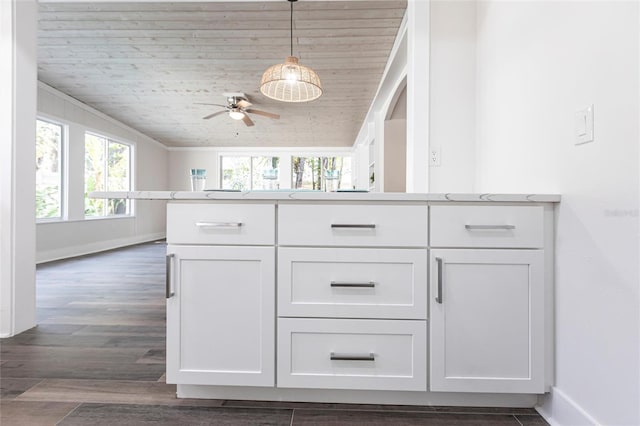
84, 132, 132, 217
220, 156, 280, 190
36, 119, 64, 219
291, 156, 352, 191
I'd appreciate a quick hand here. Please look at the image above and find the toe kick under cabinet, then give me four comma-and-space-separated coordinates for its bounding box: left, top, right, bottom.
165, 200, 554, 404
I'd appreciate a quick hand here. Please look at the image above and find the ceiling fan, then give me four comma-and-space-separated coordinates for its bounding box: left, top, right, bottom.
196, 92, 280, 127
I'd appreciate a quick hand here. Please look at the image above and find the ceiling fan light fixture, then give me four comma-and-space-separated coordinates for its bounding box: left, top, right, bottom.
228, 109, 245, 120
259, 0, 322, 103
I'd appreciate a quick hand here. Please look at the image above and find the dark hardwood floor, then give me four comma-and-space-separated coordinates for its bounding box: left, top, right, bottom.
1, 241, 549, 425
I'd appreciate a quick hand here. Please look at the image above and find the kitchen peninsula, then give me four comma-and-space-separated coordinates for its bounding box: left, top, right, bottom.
93, 191, 560, 408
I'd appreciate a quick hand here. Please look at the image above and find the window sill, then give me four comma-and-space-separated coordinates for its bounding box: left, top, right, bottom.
36, 215, 136, 225
83, 215, 136, 221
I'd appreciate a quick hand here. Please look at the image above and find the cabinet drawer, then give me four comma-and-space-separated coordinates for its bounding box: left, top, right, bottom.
278, 204, 428, 247
278, 248, 427, 319
277, 318, 426, 391
430, 205, 543, 248
167, 203, 275, 245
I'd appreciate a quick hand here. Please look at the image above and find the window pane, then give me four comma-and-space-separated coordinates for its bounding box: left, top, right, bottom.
107, 142, 131, 215
107, 142, 130, 191
252, 156, 280, 190
84, 133, 106, 216
292, 156, 322, 190
328, 156, 353, 191
221, 156, 251, 190
292, 156, 352, 191
36, 120, 62, 219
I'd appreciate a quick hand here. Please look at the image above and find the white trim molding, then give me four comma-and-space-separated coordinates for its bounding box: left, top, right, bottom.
36, 232, 166, 264
537, 387, 602, 426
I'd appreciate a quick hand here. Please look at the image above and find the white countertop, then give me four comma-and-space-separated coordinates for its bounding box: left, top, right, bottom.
90, 191, 561, 203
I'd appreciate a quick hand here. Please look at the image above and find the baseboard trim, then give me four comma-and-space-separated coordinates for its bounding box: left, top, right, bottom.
537, 387, 601, 426
36, 232, 166, 264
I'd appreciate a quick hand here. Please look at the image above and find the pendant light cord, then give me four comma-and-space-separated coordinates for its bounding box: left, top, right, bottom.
290, 0, 293, 57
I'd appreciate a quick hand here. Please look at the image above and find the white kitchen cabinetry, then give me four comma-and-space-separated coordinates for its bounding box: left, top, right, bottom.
277, 203, 428, 392
278, 318, 427, 391
429, 205, 546, 394
166, 203, 275, 387
278, 247, 427, 319
156, 197, 555, 405
278, 204, 428, 247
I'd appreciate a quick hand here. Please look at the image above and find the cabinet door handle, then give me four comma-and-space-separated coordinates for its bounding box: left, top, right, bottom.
331, 224, 376, 229
330, 352, 375, 361
166, 253, 175, 299
465, 224, 515, 230
435, 257, 443, 304
196, 221, 243, 228
330, 281, 376, 288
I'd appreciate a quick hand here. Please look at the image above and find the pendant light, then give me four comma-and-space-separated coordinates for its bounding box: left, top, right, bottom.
260, 0, 323, 102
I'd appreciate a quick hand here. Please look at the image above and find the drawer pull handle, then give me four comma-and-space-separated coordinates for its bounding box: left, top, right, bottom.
330, 281, 376, 288
196, 221, 243, 228
465, 224, 515, 230
166, 253, 175, 299
435, 257, 443, 304
331, 224, 376, 229
330, 352, 375, 361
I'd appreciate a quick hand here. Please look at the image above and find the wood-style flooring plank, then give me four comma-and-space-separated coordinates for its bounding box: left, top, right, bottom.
0, 400, 80, 426
0, 378, 45, 400
291, 410, 523, 426
58, 403, 293, 426
15, 378, 222, 407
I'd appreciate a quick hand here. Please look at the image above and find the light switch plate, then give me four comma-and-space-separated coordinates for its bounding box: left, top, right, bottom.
575, 105, 594, 145
429, 146, 441, 167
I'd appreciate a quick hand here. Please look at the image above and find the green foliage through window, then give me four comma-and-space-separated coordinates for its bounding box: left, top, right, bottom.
291, 156, 352, 191
84, 133, 131, 216
36, 119, 63, 219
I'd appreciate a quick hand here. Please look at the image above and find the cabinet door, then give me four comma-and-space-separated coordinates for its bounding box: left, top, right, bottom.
430, 249, 544, 393
166, 245, 275, 387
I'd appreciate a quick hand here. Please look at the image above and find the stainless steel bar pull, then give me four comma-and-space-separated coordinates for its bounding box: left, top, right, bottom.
196, 222, 243, 228
166, 253, 175, 299
465, 224, 515, 230
435, 257, 443, 304
330, 224, 376, 229
330, 352, 375, 361
330, 281, 376, 288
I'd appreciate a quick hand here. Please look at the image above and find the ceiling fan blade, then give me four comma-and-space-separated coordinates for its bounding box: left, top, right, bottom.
194, 103, 228, 108
245, 108, 280, 120
241, 114, 255, 127
202, 110, 227, 120
236, 99, 252, 109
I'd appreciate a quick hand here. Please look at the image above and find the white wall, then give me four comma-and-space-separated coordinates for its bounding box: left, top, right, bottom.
36, 84, 169, 263
428, 0, 477, 193
475, 2, 639, 425
0, 0, 37, 337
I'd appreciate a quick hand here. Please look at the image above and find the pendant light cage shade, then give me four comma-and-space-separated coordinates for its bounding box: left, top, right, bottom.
260, 56, 323, 103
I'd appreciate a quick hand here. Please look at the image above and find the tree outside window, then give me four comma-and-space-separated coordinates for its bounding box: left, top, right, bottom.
36, 119, 63, 219
291, 156, 352, 191
84, 132, 132, 216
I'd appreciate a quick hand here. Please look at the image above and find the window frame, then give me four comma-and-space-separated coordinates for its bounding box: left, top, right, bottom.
219, 155, 282, 191
217, 149, 354, 191
35, 116, 68, 223
84, 130, 135, 219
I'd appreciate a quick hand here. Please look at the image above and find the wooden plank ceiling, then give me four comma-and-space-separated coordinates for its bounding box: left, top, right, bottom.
37, 1, 407, 148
